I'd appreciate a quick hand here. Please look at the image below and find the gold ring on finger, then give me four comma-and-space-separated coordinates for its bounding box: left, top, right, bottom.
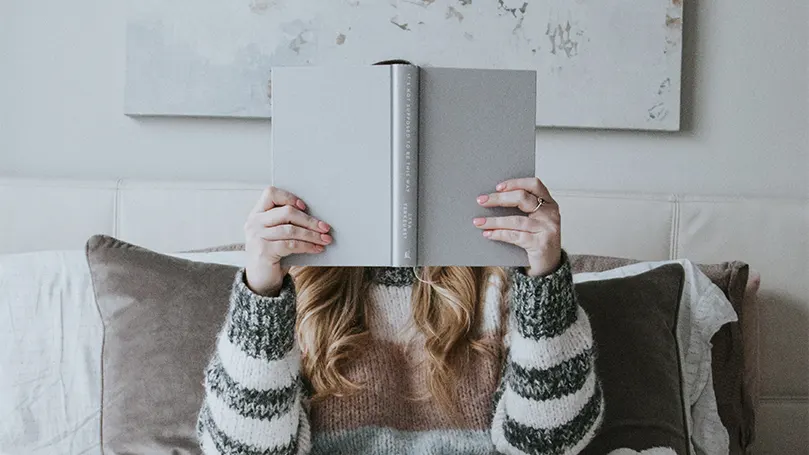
531, 197, 546, 213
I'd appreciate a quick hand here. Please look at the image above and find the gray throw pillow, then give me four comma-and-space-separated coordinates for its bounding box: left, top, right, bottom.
570, 254, 752, 454
86, 235, 236, 454
578, 263, 689, 454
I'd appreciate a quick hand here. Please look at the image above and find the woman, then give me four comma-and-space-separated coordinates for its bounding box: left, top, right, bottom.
197, 177, 603, 455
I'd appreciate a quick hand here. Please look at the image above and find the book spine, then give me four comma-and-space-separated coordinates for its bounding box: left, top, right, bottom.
391, 65, 419, 267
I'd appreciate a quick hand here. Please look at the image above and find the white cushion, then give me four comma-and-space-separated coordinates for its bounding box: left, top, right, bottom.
0, 180, 116, 254
0, 249, 245, 455
676, 197, 809, 398
0, 251, 102, 455
558, 193, 674, 260
117, 181, 260, 253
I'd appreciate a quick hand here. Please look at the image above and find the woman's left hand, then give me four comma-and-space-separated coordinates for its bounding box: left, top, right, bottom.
473, 176, 562, 277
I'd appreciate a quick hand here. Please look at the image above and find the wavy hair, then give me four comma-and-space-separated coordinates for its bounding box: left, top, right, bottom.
289, 266, 508, 414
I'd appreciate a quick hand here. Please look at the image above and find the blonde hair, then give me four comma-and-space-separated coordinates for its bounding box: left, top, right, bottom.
290, 266, 508, 414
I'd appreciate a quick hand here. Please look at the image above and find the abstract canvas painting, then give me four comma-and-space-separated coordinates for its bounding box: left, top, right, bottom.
125, 0, 683, 130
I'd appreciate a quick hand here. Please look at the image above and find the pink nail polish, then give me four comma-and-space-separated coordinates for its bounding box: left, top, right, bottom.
297, 200, 307, 210
473, 218, 485, 226
483, 231, 492, 237
477, 195, 489, 204
315, 245, 324, 252
321, 234, 332, 243
318, 221, 330, 232
496, 183, 505, 191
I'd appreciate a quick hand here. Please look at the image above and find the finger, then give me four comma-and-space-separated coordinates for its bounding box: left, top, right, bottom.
482, 229, 534, 249
253, 205, 330, 233
276, 239, 325, 256
477, 189, 537, 212
259, 225, 333, 246
472, 215, 541, 232
496, 177, 556, 204
252, 186, 307, 213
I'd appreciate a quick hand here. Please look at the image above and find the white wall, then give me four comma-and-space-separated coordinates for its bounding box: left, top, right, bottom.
1, 0, 807, 198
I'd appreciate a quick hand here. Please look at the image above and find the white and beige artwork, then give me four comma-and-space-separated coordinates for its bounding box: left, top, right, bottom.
125, 0, 683, 130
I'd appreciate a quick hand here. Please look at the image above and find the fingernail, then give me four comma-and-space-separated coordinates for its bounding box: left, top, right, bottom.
482, 231, 492, 238
321, 234, 332, 244
477, 195, 489, 204
318, 221, 330, 232
496, 183, 505, 191
296, 199, 307, 210
473, 218, 485, 226
315, 245, 324, 252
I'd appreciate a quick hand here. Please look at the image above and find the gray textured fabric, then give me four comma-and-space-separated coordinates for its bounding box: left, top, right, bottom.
367, 266, 417, 287
503, 388, 603, 455
226, 273, 297, 361
577, 263, 689, 455
496, 256, 604, 454
197, 252, 603, 455
509, 257, 578, 340
86, 235, 236, 455
570, 254, 753, 454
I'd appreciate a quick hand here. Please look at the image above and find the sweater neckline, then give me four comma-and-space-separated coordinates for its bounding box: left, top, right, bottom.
368, 267, 416, 287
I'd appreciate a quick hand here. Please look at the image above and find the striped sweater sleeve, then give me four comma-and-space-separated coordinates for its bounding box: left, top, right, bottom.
491, 252, 604, 455
197, 270, 311, 455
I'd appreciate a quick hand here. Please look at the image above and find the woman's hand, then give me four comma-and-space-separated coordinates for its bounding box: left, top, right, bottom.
472, 177, 562, 277
244, 186, 332, 296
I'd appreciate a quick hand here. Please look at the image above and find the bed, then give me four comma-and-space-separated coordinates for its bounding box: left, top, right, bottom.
0, 177, 806, 454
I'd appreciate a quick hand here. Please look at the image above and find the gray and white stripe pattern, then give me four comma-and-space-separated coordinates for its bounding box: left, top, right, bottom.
491, 258, 604, 455
197, 255, 602, 454
197, 271, 310, 455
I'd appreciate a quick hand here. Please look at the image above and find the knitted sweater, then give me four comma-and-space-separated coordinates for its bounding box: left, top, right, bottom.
197, 255, 603, 455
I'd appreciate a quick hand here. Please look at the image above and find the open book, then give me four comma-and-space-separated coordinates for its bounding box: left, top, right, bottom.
271, 64, 536, 266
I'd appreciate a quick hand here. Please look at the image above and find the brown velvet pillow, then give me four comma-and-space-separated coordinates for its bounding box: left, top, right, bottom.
86, 235, 236, 454
579, 263, 689, 454
570, 254, 752, 454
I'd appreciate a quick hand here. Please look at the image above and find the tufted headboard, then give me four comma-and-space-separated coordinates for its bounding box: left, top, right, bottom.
1, 177, 806, 452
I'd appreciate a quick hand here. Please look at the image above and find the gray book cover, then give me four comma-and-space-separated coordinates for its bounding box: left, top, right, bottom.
271, 65, 536, 266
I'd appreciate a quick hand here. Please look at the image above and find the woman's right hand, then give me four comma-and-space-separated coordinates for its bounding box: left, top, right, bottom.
244, 186, 332, 296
